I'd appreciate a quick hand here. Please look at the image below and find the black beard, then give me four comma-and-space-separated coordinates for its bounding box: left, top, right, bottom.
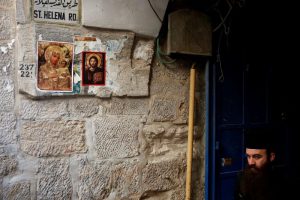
239, 165, 273, 200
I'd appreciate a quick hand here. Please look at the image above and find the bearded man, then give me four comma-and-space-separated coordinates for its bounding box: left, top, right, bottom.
235, 128, 286, 200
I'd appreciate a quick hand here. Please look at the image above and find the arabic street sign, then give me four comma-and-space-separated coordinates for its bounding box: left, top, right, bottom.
33, 0, 80, 24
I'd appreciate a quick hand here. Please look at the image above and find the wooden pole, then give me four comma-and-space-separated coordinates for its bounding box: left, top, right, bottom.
185, 64, 196, 200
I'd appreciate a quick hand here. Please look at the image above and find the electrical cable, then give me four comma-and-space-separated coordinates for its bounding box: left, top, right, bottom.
147, 0, 163, 23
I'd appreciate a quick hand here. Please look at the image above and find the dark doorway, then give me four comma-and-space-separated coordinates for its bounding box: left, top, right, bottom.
207, 0, 299, 199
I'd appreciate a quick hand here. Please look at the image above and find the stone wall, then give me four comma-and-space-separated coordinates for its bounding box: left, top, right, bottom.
0, 1, 206, 199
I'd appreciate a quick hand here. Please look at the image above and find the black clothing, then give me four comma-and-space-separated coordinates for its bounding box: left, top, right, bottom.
235, 167, 286, 200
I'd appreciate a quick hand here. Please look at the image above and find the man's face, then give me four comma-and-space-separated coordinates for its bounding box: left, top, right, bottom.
246, 148, 275, 173
89, 58, 97, 70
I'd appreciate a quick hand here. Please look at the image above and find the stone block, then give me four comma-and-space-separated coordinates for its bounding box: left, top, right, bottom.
21, 99, 68, 120
128, 67, 151, 96
108, 59, 132, 96
0, 79, 14, 111
36, 24, 80, 43
0, 179, 2, 199
68, 98, 101, 118
17, 24, 35, 63
149, 97, 179, 122
0, 41, 14, 77
0, 112, 16, 145
111, 160, 140, 197
0, 11, 14, 40
94, 116, 140, 159
170, 188, 185, 200
37, 158, 72, 200
20, 120, 87, 157
133, 39, 155, 65
0, 148, 17, 176
78, 160, 111, 200
141, 158, 184, 192
108, 98, 149, 115
3, 182, 31, 200
98, 31, 135, 60
0, 0, 14, 8
16, 0, 31, 24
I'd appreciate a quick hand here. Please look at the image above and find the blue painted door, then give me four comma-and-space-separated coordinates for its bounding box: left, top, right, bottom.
209, 62, 271, 200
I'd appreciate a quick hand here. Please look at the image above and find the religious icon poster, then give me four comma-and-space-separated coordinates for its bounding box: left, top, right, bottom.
37, 41, 74, 92
81, 51, 106, 86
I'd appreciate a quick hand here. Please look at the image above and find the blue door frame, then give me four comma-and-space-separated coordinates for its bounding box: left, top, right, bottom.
205, 62, 277, 200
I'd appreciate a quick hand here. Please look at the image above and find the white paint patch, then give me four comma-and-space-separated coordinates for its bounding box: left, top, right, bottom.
7, 39, 15, 49
0, 46, 8, 54
2, 62, 10, 73
38, 34, 43, 41
105, 39, 126, 60
3, 79, 14, 92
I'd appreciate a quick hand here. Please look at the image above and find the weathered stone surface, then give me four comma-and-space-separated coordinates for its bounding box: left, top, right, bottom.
0, 112, 16, 145
108, 98, 149, 115
148, 60, 190, 124
149, 97, 179, 122
78, 159, 111, 200
150, 58, 189, 96
111, 160, 140, 198
143, 125, 166, 140
141, 158, 185, 192
3, 182, 31, 200
36, 24, 80, 43
17, 24, 35, 63
21, 99, 68, 120
0, 41, 14, 77
68, 98, 101, 118
0, 79, 14, 111
16, 0, 30, 24
142, 124, 188, 156
94, 116, 140, 159
170, 188, 185, 200
37, 158, 72, 200
78, 158, 141, 200
128, 67, 151, 96
133, 39, 154, 65
109, 59, 132, 96
0, 179, 2, 199
97, 31, 135, 60
0, 0, 14, 8
0, 11, 14, 40
20, 120, 87, 157
17, 25, 153, 98
0, 147, 17, 176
